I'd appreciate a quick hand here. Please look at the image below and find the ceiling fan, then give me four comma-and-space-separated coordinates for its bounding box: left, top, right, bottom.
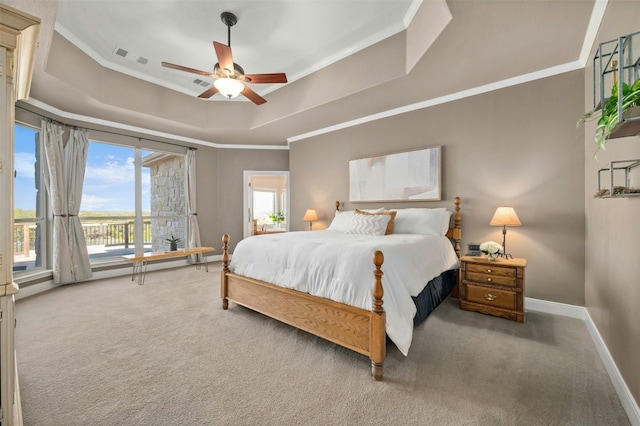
162, 11, 287, 105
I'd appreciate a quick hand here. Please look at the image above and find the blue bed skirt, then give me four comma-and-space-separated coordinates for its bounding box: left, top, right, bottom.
412, 269, 457, 326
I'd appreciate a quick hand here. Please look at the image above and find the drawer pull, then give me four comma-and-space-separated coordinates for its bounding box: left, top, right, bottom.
487, 277, 492, 282
484, 293, 497, 301
487, 269, 492, 273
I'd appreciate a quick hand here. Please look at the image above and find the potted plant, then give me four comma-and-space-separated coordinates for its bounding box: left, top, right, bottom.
578, 77, 640, 153
166, 235, 179, 251
269, 211, 286, 228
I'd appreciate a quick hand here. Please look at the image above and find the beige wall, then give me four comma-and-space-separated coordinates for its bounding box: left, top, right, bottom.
124, 146, 289, 253
214, 149, 289, 251
583, 1, 640, 408
290, 70, 586, 305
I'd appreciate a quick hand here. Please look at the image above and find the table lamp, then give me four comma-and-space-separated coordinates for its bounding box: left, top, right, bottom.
489, 206, 521, 259
303, 209, 319, 231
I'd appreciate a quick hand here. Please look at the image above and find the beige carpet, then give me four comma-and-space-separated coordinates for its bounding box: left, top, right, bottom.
15, 264, 629, 426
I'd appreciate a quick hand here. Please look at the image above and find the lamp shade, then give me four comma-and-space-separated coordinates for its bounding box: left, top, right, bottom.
213, 78, 244, 98
303, 209, 319, 222
489, 207, 522, 227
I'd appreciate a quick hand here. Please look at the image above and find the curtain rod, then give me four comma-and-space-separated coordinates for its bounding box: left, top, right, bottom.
16, 104, 197, 151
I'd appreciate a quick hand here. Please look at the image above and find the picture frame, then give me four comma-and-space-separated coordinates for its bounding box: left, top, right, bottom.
349, 146, 442, 202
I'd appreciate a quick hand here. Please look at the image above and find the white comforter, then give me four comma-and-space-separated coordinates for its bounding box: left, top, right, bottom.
229, 230, 460, 356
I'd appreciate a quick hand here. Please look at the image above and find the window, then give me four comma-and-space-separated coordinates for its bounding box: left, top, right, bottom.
13, 124, 46, 274
252, 190, 276, 225
13, 125, 189, 269
81, 142, 143, 261
81, 141, 187, 261
145, 152, 187, 252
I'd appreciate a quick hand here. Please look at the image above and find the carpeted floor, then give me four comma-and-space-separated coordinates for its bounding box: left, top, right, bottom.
15, 263, 630, 425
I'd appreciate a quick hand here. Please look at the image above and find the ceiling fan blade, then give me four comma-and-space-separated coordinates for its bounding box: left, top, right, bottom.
241, 85, 266, 105
244, 73, 288, 84
213, 41, 234, 75
197, 86, 219, 99
161, 62, 212, 77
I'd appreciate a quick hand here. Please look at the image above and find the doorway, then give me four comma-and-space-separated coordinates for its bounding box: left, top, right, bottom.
243, 171, 289, 239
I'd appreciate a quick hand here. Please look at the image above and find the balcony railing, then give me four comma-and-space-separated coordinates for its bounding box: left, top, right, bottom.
13, 218, 152, 255
80, 218, 152, 248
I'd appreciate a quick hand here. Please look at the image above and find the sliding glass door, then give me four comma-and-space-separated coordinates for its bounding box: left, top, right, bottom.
81, 141, 186, 261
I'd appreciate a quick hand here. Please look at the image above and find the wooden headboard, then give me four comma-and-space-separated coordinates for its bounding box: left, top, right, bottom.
335, 197, 462, 259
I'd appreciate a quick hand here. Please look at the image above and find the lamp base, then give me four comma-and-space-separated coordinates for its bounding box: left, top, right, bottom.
499, 225, 514, 259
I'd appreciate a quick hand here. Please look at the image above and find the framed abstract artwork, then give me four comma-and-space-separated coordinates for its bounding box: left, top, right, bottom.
349, 146, 441, 202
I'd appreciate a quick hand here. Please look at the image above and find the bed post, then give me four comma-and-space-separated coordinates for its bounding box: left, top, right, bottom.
452, 196, 462, 258
221, 234, 230, 310
370, 250, 386, 381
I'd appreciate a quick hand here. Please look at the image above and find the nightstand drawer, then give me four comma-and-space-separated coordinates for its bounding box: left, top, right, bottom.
466, 285, 516, 310
466, 263, 515, 278
465, 271, 516, 287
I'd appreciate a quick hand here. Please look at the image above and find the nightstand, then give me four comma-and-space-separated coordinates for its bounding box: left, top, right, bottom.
459, 256, 527, 322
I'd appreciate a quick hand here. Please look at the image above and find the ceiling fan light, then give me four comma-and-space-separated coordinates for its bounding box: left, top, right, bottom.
214, 78, 244, 99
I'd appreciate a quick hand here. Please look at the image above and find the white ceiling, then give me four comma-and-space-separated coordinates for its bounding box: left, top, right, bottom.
54, 0, 418, 101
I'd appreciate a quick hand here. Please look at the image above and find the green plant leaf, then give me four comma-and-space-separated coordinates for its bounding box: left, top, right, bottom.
580, 76, 640, 153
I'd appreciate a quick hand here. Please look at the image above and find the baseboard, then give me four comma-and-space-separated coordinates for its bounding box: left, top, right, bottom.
584, 309, 640, 426
526, 297, 640, 426
524, 297, 586, 320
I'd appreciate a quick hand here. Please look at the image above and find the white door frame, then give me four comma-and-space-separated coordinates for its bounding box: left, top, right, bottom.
242, 170, 290, 239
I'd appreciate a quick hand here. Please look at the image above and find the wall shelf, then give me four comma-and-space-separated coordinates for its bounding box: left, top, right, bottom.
610, 106, 640, 140
592, 31, 640, 141
596, 159, 640, 198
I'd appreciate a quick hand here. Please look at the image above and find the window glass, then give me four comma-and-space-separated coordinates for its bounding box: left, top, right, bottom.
13, 124, 45, 273
253, 190, 275, 225
146, 152, 186, 251
81, 142, 138, 261
81, 142, 186, 261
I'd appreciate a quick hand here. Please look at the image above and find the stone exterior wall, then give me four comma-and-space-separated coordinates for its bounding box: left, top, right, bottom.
148, 155, 186, 251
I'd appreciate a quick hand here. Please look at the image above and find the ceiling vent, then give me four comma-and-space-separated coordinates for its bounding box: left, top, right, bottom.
193, 79, 210, 87
113, 46, 148, 66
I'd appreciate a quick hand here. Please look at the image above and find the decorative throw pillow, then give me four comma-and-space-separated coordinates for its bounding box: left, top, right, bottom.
327, 208, 386, 232
355, 208, 397, 235
347, 212, 390, 236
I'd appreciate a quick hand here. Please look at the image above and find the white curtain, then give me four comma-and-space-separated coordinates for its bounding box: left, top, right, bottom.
64, 129, 92, 281
186, 149, 202, 263
42, 121, 92, 283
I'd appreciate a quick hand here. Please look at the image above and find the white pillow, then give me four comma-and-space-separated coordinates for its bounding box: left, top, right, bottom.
347, 212, 390, 236
393, 208, 451, 236
441, 210, 453, 234
359, 207, 385, 214
327, 208, 385, 233
327, 210, 354, 232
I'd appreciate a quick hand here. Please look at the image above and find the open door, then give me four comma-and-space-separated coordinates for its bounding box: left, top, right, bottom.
243, 171, 289, 239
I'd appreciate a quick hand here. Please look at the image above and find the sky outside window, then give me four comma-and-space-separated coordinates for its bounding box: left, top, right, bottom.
82, 142, 150, 213
14, 126, 151, 214
14, 125, 39, 213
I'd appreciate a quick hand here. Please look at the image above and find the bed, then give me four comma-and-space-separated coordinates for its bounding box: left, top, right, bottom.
220, 197, 461, 380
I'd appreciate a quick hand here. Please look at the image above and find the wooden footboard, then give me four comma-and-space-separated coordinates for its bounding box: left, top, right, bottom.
220, 235, 387, 380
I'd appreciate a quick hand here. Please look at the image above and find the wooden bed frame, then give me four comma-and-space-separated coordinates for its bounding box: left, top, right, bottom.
220, 197, 461, 380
